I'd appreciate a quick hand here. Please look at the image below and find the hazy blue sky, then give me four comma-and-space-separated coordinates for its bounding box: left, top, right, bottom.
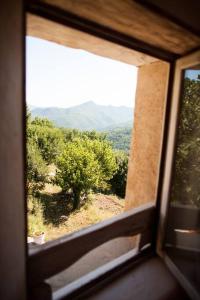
185, 69, 200, 80
26, 36, 138, 108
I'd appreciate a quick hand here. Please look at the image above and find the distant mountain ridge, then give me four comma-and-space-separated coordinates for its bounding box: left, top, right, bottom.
30, 101, 133, 131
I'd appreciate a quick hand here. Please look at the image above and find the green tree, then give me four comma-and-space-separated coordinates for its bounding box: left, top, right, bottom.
83, 138, 117, 189
61, 128, 107, 144
26, 139, 48, 194
106, 127, 132, 152
82, 130, 107, 141
61, 128, 80, 143
171, 76, 200, 206
55, 138, 117, 209
109, 151, 128, 198
27, 117, 64, 164
31, 117, 54, 128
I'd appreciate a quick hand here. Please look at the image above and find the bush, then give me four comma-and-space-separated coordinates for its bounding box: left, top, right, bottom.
109, 151, 128, 198
28, 118, 64, 164
26, 139, 48, 194
55, 138, 117, 209
27, 196, 45, 236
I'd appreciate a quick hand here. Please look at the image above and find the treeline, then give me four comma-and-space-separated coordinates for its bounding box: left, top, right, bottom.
27, 112, 128, 210
106, 127, 132, 152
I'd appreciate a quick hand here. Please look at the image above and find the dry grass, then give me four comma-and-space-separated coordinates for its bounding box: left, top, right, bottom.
28, 184, 125, 241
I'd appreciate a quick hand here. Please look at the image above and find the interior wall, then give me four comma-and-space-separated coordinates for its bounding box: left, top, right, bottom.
125, 61, 169, 209
37, 0, 200, 55
0, 1, 27, 300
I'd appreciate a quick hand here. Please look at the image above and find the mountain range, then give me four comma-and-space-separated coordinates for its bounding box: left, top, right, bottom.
30, 101, 133, 131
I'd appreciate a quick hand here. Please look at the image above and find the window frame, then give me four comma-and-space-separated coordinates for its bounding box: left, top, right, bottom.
1, 0, 196, 299
25, 5, 180, 299
156, 49, 200, 300
25, 7, 170, 299
2, 1, 197, 299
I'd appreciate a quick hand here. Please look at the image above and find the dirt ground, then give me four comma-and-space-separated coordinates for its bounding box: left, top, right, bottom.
47, 194, 124, 241
31, 185, 125, 241
93, 194, 124, 214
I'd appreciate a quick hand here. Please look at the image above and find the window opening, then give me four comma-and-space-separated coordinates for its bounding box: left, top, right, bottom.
26, 18, 168, 292
26, 36, 137, 243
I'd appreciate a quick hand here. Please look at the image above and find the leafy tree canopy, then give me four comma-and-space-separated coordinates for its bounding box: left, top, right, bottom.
27, 139, 48, 194
109, 151, 128, 198
55, 138, 117, 209
27, 117, 64, 164
171, 76, 200, 206
27, 113, 129, 205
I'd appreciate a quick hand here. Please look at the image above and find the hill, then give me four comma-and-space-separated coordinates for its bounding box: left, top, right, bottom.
106, 127, 132, 152
101, 120, 132, 131
30, 101, 133, 131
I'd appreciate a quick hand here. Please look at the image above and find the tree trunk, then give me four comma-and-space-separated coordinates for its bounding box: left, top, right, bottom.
73, 190, 81, 210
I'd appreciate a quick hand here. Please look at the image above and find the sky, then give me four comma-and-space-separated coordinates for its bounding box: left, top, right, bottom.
26, 36, 138, 108
185, 69, 200, 80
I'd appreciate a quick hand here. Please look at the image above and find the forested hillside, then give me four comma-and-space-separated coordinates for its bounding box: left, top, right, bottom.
30, 101, 133, 130
106, 127, 132, 152
27, 113, 129, 239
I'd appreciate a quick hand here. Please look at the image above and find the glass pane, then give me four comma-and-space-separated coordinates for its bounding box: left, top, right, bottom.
165, 66, 200, 293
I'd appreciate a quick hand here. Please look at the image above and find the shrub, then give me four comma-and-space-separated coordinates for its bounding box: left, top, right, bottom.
109, 151, 128, 198
27, 196, 45, 236
26, 139, 48, 194
55, 138, 117, 209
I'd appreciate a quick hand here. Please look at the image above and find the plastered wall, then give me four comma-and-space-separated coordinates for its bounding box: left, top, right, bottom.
27, 14, 157, 67
125, 61, 169, 209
